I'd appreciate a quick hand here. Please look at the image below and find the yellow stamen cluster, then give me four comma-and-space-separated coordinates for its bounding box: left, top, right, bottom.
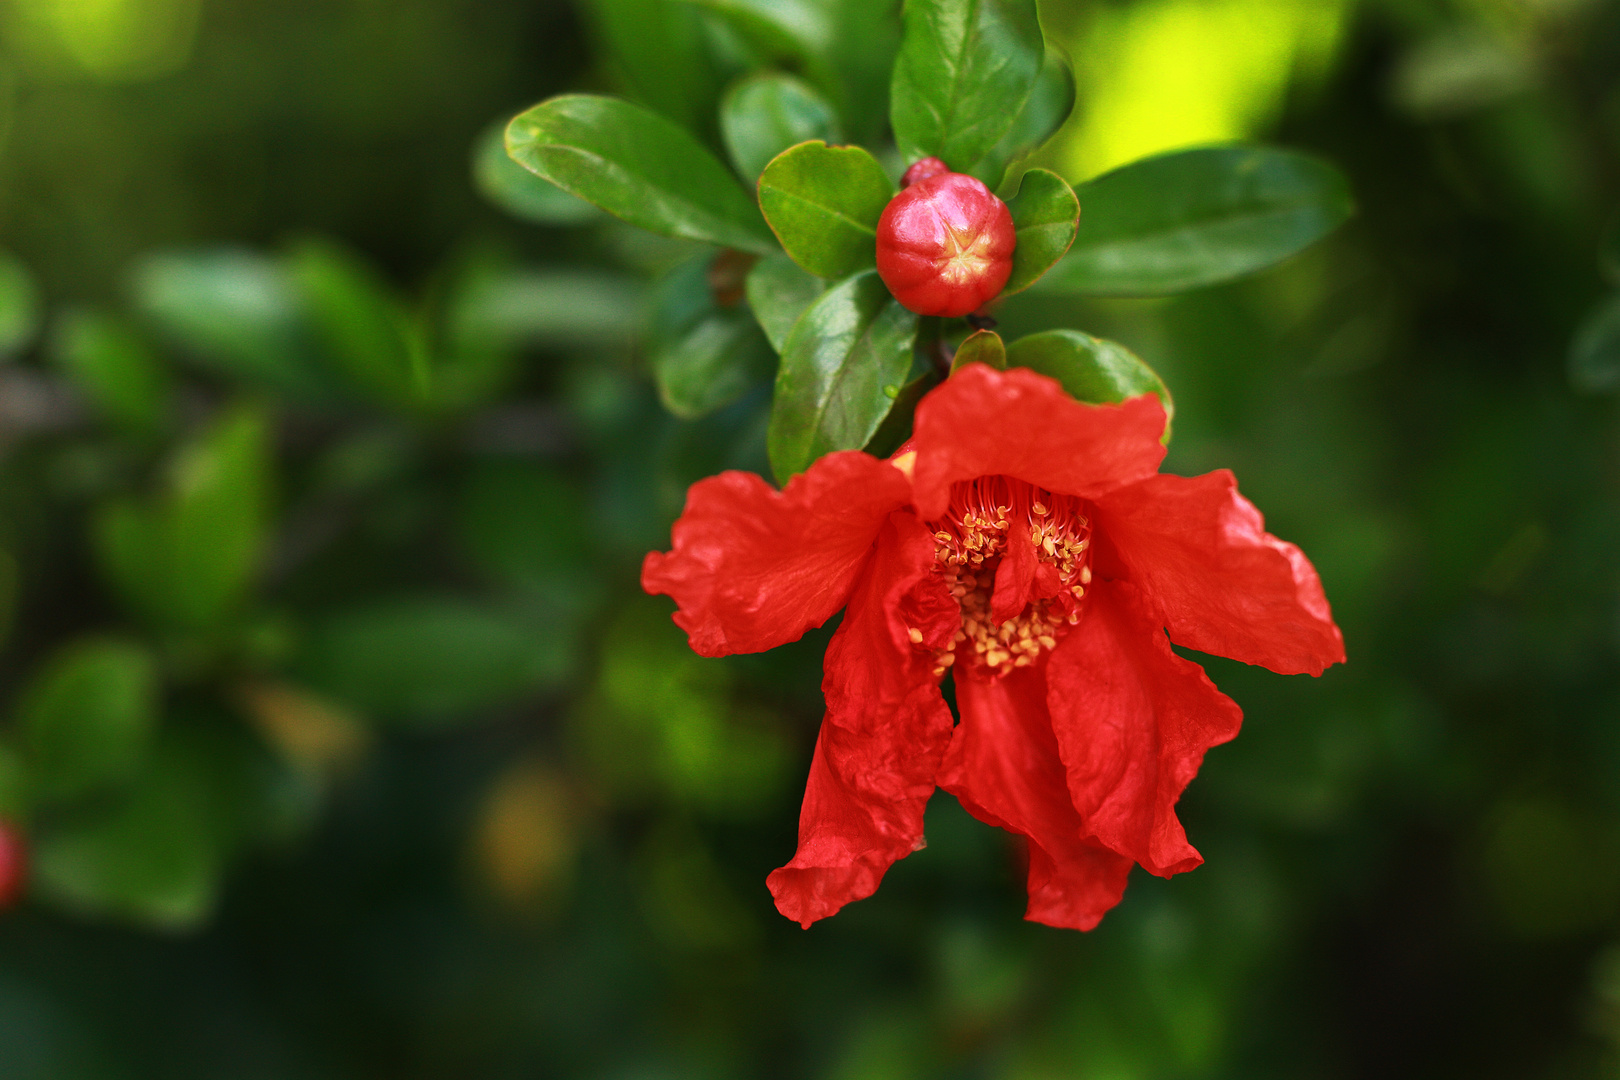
923, 478, 1093, 679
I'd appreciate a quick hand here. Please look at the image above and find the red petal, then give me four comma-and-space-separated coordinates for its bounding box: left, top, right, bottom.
1095, 470, 1345, 675
939, 666, 1135, 930
910, 366, 1167, 520
641, 451, 911, 657
1046, 583, 1243, 877
767, 512, 956, 927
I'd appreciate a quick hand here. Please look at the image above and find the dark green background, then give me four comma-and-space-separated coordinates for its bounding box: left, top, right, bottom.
2, 0, 1619, 1077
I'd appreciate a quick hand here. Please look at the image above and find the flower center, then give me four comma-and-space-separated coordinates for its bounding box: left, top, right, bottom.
923, 476, 1093, 679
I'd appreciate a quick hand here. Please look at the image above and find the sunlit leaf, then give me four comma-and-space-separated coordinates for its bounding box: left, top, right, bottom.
890, 0, 1044, 173
721, 73, 841, 183
758, 141, 893, 279
1006, 329, 1172, 439
745, 251, 825, 353
1037, 146, 1354, 296
472, 121, 602, 226
768, 270, 917, 482
506, 95, 775, 253
1000, 168, 1080, 296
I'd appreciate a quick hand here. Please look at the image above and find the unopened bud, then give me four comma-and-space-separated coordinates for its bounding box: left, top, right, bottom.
877, 166, 1015, 318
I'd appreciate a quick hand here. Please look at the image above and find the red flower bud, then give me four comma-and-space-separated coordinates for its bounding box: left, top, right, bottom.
0, 822, 25, 911
876, 168, 1015, 318
900, 156, 949, 187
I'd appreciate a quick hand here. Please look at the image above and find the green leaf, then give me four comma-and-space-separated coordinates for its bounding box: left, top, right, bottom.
17, 639, 158, 804
458, 462, 592, 603
972, 45, 1075, 190
94, 406, 271, 631
745, 251, 825, 353
952, 328, 1005, 372
31, 732, 221, 930
758, 141, 894, 279
1569, 291, 1620, 394
506, 95, 774, 253
1001, 168, 1080, 296
472, 121, 602, 226
51, 310, 174, 434
287, 238, 425, 410
721, 72, 842, 183
1038, 146, 1355, 297
448, 267, 646, 351
0, 742, 26, 821
768, 270, 918, 482
301, 597, 575, 726
578, 0, 727, 135
0, 250, 41, 361
864, 371, 941, 458
1006, 330, 1173, 438
890, 0, 1044, 173
130, 248, 334, 400
651, 255, 775, 419
687, 0, 831, 68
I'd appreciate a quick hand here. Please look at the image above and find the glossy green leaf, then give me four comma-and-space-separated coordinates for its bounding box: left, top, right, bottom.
1005, 329, 1173, 438
864, 371, 941, 458
1001, 168, 1080, 296
651, 255, 775, 418
745, 251, 826, 353
0, 250, 41, 361
17, 639, 158, 803
472, 121, 601, 226
721, 73, 841, 183
577, 0, 726, 135
1568, 291, 1620, 394
51, 310, 174, 434
301, 597, 575, 726
972, 46, 1076, 190
506, 95, 774, 253
768, 270, 917, 482
1038, 146, 1355, 297
952, 328, 1005, 372
94, 407, 271, 631
890, 0, 1044, 173
131, 248, 334, 400
758, 141, 893, 279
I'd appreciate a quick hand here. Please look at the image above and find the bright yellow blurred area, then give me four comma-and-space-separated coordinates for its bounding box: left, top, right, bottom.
3, 0, 201, 82
1056, 0, 1353, 179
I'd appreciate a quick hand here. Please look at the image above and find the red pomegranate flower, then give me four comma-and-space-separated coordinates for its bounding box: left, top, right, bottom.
642, 365, 1344, 930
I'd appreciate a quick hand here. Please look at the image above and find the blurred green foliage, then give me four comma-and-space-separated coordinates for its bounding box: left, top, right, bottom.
0, 0, 1617, 1078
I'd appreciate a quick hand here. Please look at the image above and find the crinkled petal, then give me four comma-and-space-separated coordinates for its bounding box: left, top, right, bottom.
642, 451, 912, 657
910, 365, 1167, 520
939, 666, 1135, 931
768, 511, 956, 927
1046, 583, 1243, 878
1095, 470, 1345, 675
